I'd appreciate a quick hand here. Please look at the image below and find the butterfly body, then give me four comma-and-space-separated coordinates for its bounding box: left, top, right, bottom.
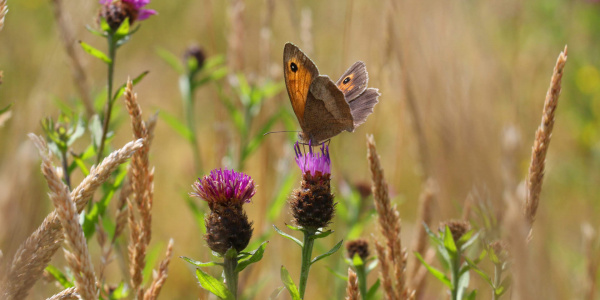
283, 43, 380, 144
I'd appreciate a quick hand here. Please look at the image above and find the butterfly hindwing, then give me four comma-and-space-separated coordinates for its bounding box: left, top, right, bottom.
336, 61, 368, 102
349, 88, 380, 127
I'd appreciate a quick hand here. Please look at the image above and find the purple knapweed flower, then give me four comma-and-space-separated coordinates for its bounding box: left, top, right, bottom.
294, 141, 331, 177
191, 168, 256, 208
99, 0, 156, 30
100, 0, 156, 20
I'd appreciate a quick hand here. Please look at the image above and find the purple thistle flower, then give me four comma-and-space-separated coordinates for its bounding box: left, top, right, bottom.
294, 141, 331, 177
99, 0, 156, 27
191, 168, 256, 208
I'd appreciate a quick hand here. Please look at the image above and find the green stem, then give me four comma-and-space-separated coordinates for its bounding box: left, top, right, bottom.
96, 33, 117, 165
299, 229, 316, 299
180, 74, 203, 174
61, 149, 71, 188
355, 264, 367, 299
223, 251, 239, 299
450, 251, 461, 300
492, 263, 503, 300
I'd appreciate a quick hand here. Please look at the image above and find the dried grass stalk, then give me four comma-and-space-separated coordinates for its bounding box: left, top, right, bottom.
124, 79, 156, 298
1, 138, 143, 299
367, 134, 412, 299
0, 0, 7, 32
345, 267, 359, 300
525, 46, 568, 228
31, 135, 97, 300
46, 287, 79, 300
374, 240, 394, 299
408, 179, 435, 294
144, 239, 174, 300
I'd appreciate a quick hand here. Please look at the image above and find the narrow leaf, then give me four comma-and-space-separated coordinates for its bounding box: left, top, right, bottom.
236, 241, 268, 272
196, 268, 235, 300
79, 41, 111, 64
156, 47, 185, 74
414, 252, 452, 288
159, 110, 194, 143
366, 279, 381, 300
112, 70, 149, 102
45, 265, 74, 288
311, 239, 343, 265
182, 256, 223, 267
324, 266, 348, 281
465, 257, 493, 287
273, 225, 303, 248
280, 266, 301, 300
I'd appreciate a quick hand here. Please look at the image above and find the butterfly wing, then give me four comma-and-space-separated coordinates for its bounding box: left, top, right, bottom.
336, 61, 380, 127
283, 43, 319, 128
336, 61, 368, 101
303, 75, 354, 143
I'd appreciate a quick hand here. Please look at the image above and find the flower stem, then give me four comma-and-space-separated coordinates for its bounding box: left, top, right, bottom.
60, 149, 71, 189
450, 250, 461, 300
96, 32, 117, 165
299, 229, 316, 299
355, 264, 367, 299
223, 250, 239, 299
492, 263, 503, 300
180, 74, 203, 174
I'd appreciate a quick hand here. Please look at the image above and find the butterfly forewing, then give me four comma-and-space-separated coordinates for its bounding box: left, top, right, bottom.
283, 43, 319, 125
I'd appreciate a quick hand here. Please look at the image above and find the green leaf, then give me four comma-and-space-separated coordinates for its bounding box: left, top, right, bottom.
194, 66, 228, 88
114, 18, 130, 40
83, 166, 127, 238
286, 224, 303, 231
324, 266, 348, 281
496, 275, 511, 297
0, 103, 12, 114
45, 265, 74, 288
236, 241, 268, 272
414, 252, 452, 288
460, 230, 480, 252
366, 279, 381, 300
465, 257, 493, 287
366, 259, 379, 273
311, 239, 343, 265
112, 71, 149, 102
456, 270, 470, 300
108, 282, 129, 299
204, 54, 225, 70
280, 266, 301, 300
89, 114, 103, 149
269, 287, 285, 300
273, 225, 303, 247
465, 290, 477, 300
85, 24, 107, 37
66, 116, 86, 146
79, 41, 111, 64
159, 110, 194, 143
443, 226, 457, 255
267, 173, 295, 221
423, 222, 444, 247
311, 229, 334, 240
352, 253, 364, 267
156, 47, 185, 74
99, 17, 111, 33
181, 256, 223, 267
196, 268, 235, 300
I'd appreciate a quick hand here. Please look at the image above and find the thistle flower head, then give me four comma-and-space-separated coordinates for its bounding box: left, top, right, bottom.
294, 141, 331, 177
99, 0, 156, 30
290, 142, 336, 230
191, 168, 255, 255
191, 168, 256, 209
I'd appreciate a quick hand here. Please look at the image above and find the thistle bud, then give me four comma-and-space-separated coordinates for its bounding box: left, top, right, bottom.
346, 239, 370, 262
439, 220, 471, 245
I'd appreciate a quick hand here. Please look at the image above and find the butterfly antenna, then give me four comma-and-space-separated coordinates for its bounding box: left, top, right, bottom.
263, 130, 300, 136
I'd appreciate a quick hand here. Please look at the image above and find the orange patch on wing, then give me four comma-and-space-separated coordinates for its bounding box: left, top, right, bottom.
284, 57, 314, 122
337, 73, 355, 94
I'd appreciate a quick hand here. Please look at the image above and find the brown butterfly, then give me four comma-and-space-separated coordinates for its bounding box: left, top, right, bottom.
283, 42, 380, 144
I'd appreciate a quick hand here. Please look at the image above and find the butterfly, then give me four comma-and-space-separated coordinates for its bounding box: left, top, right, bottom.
283, 42, 380, 144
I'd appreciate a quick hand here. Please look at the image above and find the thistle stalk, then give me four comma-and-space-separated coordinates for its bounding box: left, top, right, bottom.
223, 250, 239, 299
299, 229, 316, 299
96, 32, 117, 164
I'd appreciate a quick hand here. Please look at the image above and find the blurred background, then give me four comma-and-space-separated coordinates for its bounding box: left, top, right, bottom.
1, 0, 599, 299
